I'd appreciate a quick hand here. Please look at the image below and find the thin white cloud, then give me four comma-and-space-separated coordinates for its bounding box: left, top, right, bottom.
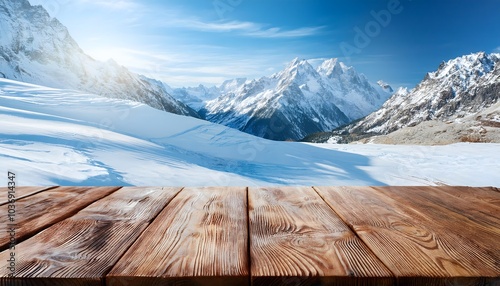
162, 18, 323, 38
174, 20, 258, 32
494, 46, 500, 53
245, 26, 325, 38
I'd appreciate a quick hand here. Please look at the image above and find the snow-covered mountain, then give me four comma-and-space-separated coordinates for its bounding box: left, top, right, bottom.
0, 0, 198, 117
343, 52, 500, 135
181, 58, 391, 141
2, 78, 499, 186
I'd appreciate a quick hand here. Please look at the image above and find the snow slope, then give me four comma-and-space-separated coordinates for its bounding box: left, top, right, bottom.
1, 79, 499, 187
0, 0, 198, 117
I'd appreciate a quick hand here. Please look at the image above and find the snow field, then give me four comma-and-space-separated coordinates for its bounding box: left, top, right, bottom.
1, 79, 499, 187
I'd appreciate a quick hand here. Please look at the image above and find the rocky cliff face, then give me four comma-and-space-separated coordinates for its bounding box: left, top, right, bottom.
341, 52, 500, 136
0, 0, 198, 117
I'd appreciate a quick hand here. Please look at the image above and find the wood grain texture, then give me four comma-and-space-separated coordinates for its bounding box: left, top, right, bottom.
249, 187, 393, 286
0, 220, 146, 286
372, 186, 500, 275
0, 186, 57, 206
69, 187, 182, 222
107, 187, 249, 286
373, 186, 500, 230
0, 186, 120, 250
315, 186, 500, 286
0, 187, 182, 286
424, 186, 500, 213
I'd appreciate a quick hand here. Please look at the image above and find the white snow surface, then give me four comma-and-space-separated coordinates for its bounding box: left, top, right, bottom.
1, 79, 498, 187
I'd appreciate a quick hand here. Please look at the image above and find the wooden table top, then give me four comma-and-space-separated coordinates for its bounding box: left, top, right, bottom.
0, 186, 498, 286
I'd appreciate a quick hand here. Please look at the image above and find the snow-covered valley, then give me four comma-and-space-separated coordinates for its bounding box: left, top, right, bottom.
1, 79, 499, 187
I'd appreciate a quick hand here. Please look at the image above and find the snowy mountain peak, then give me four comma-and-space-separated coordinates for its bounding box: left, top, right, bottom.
431, 51, 499, 81
280, 58, 316, 77
394, 86, 409, 97
288, 57, 306, 66
197, 57, 391, 140
0, 0, 198, 117
339, 52, 500, 136
317, 58, 346, 78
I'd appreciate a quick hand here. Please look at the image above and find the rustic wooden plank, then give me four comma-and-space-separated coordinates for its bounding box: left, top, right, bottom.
374, 186, 500, 228
373, 186, 500, 261
372, 186, 500, 286
425, 186, 500, 213
107, 187, 249, 286
0, 220, 145, 286
0, 186, 57, 206
315, 186, 500, 286
69, 186, 182, 222
249, 187, 393, 286
0, 187, 182, 286
0, 186, 120, 250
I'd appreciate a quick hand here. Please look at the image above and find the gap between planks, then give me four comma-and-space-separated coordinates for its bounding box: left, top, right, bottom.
106, 187, 249, 286
312, 185, 396, 279
314, 186, 500, 285
97, 187, 186, 282
0, 186, 123, 252
0, 187, 184, 285
0, 186, 58, 206
246, 187, 252, 286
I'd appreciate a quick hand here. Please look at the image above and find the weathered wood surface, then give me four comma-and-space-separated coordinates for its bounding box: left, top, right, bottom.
249, 187, 393, 286
315, 186, 500, 286
0, 186, 56, 206
0, 187, 181, 286
107, 187, 249, 286
0, 186, 497, 286
0, 186, 120, 250
428, 186, 500, 212
69, 187, 182, 222
373, 187, 500, 275
0, 220, 145, 286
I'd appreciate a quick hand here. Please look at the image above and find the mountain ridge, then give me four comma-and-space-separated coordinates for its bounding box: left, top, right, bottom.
170, 57, 392, 141
348, 51, 500, 134
306, 51, 500, 144
0, 0, 199, 117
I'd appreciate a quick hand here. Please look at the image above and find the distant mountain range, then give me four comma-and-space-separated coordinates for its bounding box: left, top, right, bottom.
0, 0, 198, 117
306, 52, 500, 143
170, 58, 392, 140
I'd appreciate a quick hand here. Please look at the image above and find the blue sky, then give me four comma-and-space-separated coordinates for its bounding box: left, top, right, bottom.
29, 0, 500, 88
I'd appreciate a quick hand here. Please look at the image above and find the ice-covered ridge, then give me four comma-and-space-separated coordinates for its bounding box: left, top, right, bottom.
340, 52, 500, 136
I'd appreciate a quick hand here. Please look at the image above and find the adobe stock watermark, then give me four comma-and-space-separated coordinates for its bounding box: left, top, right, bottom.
213, 0, 244, 19
6, 171, 17, 278
340, 0, 410, 62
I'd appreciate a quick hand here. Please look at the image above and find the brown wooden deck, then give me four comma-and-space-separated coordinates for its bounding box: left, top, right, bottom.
0, 186, 498, 286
